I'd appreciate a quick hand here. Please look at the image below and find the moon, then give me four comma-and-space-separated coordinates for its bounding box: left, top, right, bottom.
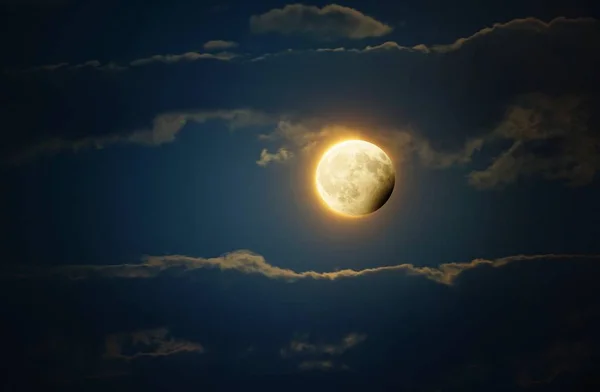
315, 140, 395, 217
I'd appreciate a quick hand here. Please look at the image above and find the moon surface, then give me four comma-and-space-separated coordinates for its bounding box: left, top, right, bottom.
315, 140, 395, 217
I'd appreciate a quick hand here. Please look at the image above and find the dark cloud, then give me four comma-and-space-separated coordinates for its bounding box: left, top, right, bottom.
4, 253, 600, 390
246, 17, 600, 188
104, 327, 204, 361
469, 94, 600, 189
249, 4, 393, 40
516, 341, 592, 387
6, 326, 203, 386
3, 17, 598, 188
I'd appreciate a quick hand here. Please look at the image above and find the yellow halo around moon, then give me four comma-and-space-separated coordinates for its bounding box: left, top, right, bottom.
315, 140, 395, 218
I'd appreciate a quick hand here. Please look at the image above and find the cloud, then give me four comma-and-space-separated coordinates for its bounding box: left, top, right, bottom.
298, 360, 343, 371
257, 120, 484, 169
8, 252, 599, 286
249, 4, 393, 39
8, 50, 236, 74
21, 327, 203, 383
468, 94, 600, 189
11, 60, 127, 74
516, 341, 591, 387
128, 51, 237, 67
4, 17, 600, 191
104, 328, 204, 361
248, 16, 598, 58
21, 62, 69, 72
280, 333, 366, 357
10, 109, 273, 164
203, 40, 238, 51
256, 147, 294, 166
428, 16, 598, 53
13, 17, 595, 74
254, 93, 596, 190
258, 120, 338, 153
280, 333, 364, 372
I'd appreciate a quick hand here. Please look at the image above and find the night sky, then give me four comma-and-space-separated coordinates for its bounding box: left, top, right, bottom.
2, 1, 600, 391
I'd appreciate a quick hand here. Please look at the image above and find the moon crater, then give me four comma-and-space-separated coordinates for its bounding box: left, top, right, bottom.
315, 140, 395, 217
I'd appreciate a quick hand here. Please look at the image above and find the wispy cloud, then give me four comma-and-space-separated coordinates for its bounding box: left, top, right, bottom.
257, 120, 483, 169
281, 333, 366, 357
281, 333, 365, 372
104, 327, 204, 361
250, 4, 393, 40
128, 51, 237, 67
10, 109, 273, 164
256, 90, 597, 191
15, 61, 126, 73
203, 40, 238, 51
8, 252, 599, 286
468, 94, 599, 189
8, 50, 236, 74
298, 360, 345, 371
256, 147, 294, 166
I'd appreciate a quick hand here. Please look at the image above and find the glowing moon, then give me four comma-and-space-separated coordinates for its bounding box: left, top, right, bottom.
315, 140, 395, 217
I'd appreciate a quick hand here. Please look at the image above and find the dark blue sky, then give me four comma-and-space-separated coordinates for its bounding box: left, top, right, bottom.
1, 1, 600, 391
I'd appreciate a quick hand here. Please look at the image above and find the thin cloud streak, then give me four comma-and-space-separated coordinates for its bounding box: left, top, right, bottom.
8, 252, 600, 286
10, 109, 274, 164
104, 328, 204, 361
129, 51, 237, 66
281, 333, 367, 357
203, 40, 238, 51
7, 51, 237, 74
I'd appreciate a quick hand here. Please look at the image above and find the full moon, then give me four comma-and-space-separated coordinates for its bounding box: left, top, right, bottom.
315, 140, 395, 217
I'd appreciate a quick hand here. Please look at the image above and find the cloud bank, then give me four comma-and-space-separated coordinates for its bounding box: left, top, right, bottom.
4, 17, 599, 189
